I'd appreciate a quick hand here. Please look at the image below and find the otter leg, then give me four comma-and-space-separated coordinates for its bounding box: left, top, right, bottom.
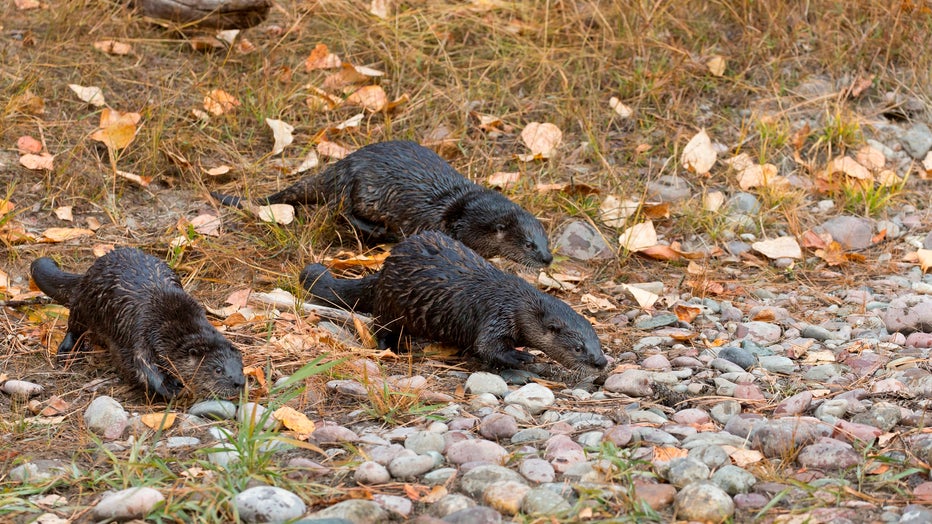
57, 315, 90, 363
344, 213, 394, 241
129, 345, 181, 399
474, 331, 535, 367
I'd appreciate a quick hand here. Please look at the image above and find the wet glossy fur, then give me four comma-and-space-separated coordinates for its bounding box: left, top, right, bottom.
300, 232, 606, 373
212, 140, 553, 267
30, 248, 245, 400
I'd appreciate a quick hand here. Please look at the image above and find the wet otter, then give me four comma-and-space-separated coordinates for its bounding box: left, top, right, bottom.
30, 248, 245, 400
300, 231, 606, 373
211, 140, 553, 267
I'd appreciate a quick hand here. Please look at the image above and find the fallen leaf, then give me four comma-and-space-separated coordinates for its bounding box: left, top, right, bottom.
609, 97, 633, 118
306, 85, 344, 111
487, 172, 520, 189
681, 129, 717, 175
54, 206, 73, 222
653, 446, 688, 464
335, 113, 364, 130
618, 221, 657, 252
236, 38, 256, 54
800, 230, 830, 249
140, 412, 176, 430
15, 0, 40, 10
273, 406, 316, 439
93, 40, 131, 55
642, 202, 671, 220
353, 65, 385, 77
10, 89, 45, 114
856, 145, 885, 170
537, 272, 578, 292
599, 195, 639, 228
617, 283, 659, 309
328, 251, 390, 270
318, 141, 354, 159
226, 289, 252, 308
204, 165, 231, 177
257, 204, 295, 225
346, 85, 387, 112
19, 153, 54, 170
188, 35, 225, 52
40, 227, 94, 242
790, 123, 811, 150
638, 244, 681, 261
472, 112, 506, 133
40, 395, 70, 416
295, 150, 320, 173
703, 190, 725, 211
323, 63, 370, 90
706, 55, 726, 77
370, 0, 390, 18
581, 293, 615, 312
354, 316, 377, 348
735, 162, 779, 190
190, 214, 222, 236
116, 170, 152, 187
846, 74, 874, 98
421, 485, 447, 504
0, 200, 14, 216
518, 122, 562, 161
876, 169, 901, 187
92, 244, 114, 257
87, 217, 102, 231
923, 152, 932, 178
814, 241, 851, 266
16, 135, 43, 154
729, 448, 764, 467
305, 43, 342, 71
216, 29, 239, 45
266, 118, 294, 155
918, 249, 932, 272
203, 89, 240, 115
673, 303, 702, 323
245, 366, 267, 392
823, 156, 871, 180
752, 236, 802, 260
90, 109, 141, 150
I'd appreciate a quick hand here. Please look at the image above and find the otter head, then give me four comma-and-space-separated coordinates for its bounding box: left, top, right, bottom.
518, 295, 607, 373
182, 331, 246, 399
455, 206, 553, 268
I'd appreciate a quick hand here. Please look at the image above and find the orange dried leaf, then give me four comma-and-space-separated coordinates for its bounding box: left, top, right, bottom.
317, 140, 354, 159
706, 55, 726, 77
814, 241, 849, 266
328, 251, 390, 270
116, 170, 152, 187
487, 172, 520, 189
638, 244, 680, 261
346, 85, 387, 112
918, 249, 932, 273
203, 89, 240, 115
354, 315, 377, 349
305, 43, 342, 70
421, 485, 448, 504
0, 200, 15, 216
54, 206, 73, 222
322, 63, 369, 91
642, 202, 671, 220
653, 446, 688, 462
140, 412, 176, 430
673, 303, 702, 323
244, 366, 267, 391
16, 135, 42, 154
790, 123, 811, 150
800, 230, 829, 249
39, 396, 70, 416
404, 484, 424, 500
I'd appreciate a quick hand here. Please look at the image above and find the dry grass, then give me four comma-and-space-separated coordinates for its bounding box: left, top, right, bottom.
1, 0, 931, 520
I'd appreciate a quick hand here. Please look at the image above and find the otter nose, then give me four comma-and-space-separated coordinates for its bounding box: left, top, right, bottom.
539, 249, 553, 266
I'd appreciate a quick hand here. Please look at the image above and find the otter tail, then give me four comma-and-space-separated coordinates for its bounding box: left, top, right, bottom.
211, 176, 328, 209
30, 257, 81, 304
300, 263, 377, 313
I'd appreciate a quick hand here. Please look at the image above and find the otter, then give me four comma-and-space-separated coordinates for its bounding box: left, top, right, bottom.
299, 231, 607, 373
30, 248, 245, 400
211, 140, 553, 267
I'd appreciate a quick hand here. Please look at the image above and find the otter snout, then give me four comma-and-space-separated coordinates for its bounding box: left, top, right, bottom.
585, 340, 608, 369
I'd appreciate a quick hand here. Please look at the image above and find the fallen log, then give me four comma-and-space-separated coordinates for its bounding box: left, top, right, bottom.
134, 0, 271, 30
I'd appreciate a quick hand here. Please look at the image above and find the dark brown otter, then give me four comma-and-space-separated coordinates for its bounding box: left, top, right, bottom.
30, 248, 245, 400
300, 231, 607, 373
211, 140, 553, 267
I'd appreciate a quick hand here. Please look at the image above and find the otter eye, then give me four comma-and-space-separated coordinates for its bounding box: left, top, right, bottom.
524, 240, 534, 249
214, 366, 223, 376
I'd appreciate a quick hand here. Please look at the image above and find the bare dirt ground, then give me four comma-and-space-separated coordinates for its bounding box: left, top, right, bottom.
3, 1, 932, 522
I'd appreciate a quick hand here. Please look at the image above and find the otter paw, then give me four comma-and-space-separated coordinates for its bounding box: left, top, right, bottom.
496, 349, 535, 366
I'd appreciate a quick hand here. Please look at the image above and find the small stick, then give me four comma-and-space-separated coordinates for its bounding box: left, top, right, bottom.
248, 291, 373, 327
0, 296, 53, 308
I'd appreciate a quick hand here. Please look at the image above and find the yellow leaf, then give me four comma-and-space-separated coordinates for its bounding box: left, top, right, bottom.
273, 406, 316, 440
681, 129, 717, 175
140, 412, 176, 430
40, 227, 94, 243
518, 122, 562, 161
752, 236, 802, 260
69, 84, 106, 107
706, 55, 726, 77
116, 170, 152, 187
203, 89, 240, 116
90, 109, 141, 150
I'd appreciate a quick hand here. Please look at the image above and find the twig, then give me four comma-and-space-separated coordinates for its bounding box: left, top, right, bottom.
248, 291, 373, 327
0, 296, 53, 308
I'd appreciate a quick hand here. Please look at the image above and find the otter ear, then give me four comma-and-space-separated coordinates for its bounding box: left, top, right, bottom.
494, 223, 506, 238
545, 319, 562, 334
